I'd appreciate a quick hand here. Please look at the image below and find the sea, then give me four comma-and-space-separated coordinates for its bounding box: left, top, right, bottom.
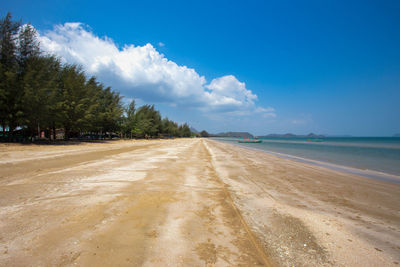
212, 137, 400, 182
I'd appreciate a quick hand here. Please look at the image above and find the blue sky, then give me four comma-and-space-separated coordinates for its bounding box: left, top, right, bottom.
3, 0, 400, 136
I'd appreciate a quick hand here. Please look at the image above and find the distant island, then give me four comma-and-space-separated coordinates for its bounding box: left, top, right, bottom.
394, 134, 400, 137
212, 132, 254, 139
203, 132, 328, 139
257, 133, 325, 138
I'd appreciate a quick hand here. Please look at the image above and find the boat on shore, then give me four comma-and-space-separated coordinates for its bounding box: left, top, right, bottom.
306, 139, 323, 142
238, 138, 262, 143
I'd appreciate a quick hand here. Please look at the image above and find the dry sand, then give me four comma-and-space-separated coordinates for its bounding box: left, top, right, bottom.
0, 138, 399, 266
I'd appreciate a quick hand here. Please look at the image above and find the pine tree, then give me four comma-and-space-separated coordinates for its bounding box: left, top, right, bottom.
22, 56, 60, 138
0, 13, 191, 142
179, 123, 191, 137
58, 64, 90, 139
0, 13, 21, 140
17, 23, 40, 71
123, 99, 136, 138
0, 13, 19, 69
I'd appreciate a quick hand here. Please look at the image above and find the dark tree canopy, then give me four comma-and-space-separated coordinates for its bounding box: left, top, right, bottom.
200, 130, 209, 137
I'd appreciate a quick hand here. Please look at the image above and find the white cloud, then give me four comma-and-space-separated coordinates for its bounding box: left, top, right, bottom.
39, 22, 275, 117
158, 42, 165, 47
206, 75, 256, 108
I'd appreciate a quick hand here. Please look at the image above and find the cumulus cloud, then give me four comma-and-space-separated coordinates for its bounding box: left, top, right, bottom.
205, 75, 256, 108
39, 22, 275, 117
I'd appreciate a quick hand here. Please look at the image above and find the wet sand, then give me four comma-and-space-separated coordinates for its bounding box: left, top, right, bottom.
232, 143, 400, 184
0, 139, 399, 266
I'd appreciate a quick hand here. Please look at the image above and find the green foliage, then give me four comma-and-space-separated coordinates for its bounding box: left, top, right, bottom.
0, 12, 20, 69
200, 130, 209, 137
161, 117, 179, 137
22, 56, 60, 136
18, 24, 40, 69
58, 65, 90, 138
178, 123, 192, 137
0, 12, 21, 139
121, 99, 136, 137
118, 103, 192, 139
134, 105, 161, 137
0, 12, 192, 141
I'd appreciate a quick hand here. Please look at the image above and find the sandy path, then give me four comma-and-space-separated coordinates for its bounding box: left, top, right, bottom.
0, 139, 269, 266
0, 139, 399, 266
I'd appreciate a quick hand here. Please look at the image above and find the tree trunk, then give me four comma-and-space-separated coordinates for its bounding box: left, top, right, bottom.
8, 123, 14, 142
64, 126, 69, 141
52, 122, 56, 141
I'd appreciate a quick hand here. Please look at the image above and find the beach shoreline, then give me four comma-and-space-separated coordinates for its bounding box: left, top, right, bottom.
206, 139, 400, 266
221, 140, 400, 184
1, 139, 399, 266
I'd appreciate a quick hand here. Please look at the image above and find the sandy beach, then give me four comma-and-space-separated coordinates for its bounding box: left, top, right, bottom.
0, 138, 399, 266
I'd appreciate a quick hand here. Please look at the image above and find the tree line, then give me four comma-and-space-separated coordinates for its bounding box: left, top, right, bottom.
0, 13, 192, 141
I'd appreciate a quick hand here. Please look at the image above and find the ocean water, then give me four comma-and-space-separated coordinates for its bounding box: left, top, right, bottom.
213, 137, 400, 177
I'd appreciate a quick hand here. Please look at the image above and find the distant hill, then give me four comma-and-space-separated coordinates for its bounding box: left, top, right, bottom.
324, 135, 352, 137
394, 133, 400, 137
307, 133, 325, 138
216, 132, 254, 139
190, 127, 198, 134
260, 133, 296, 138
258, 133, 325, 138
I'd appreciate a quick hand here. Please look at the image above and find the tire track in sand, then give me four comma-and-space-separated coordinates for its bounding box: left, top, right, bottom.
202, 140, 273, 267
